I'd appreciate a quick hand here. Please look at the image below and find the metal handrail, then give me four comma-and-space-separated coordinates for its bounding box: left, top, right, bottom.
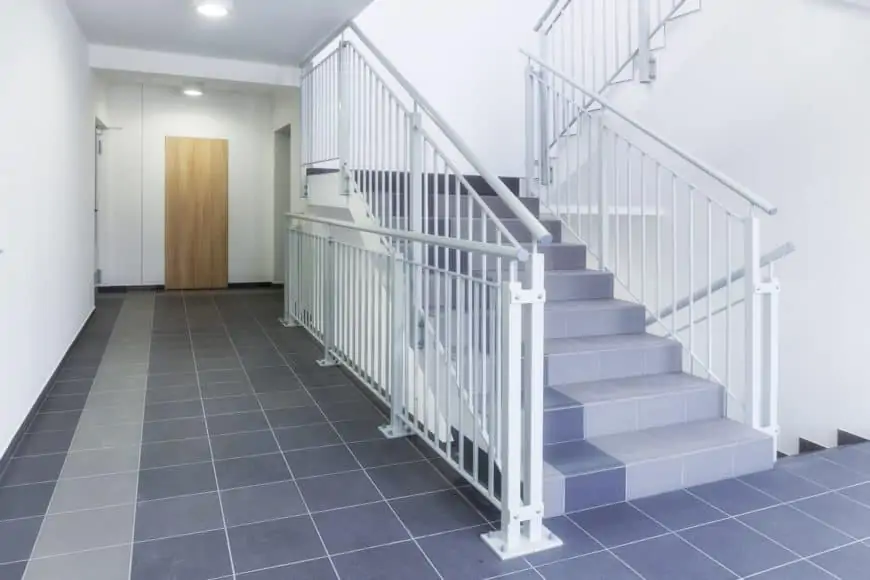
522, 50, 778, 216
347, 23, 553, 245
286, 213, 530, 262
648, 242, 795, 325
534, 0, 568, 32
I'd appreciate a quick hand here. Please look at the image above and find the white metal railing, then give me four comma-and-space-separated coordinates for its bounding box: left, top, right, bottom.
283, 214, 560, 559
301, 23, 552, 248
524, 52, 783, 443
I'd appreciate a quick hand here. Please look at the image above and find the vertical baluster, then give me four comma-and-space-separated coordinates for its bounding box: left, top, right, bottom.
655, 164, 661, 315
613, 135, 619, 276
707, 200, 713, 377
725, 215, 733, 408
671, 175, 678, 338
688, 188, 695, 374
626, 143, 633, 291
640, 153, 646, 304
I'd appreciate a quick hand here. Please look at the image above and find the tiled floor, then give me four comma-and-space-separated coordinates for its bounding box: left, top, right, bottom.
3, 290, 870, 579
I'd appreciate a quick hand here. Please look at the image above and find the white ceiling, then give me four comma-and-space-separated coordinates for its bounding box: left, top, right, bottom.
66, 0, 375, 65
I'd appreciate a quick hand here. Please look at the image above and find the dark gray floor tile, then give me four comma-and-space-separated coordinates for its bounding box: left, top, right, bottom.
14, 431, 74, 457
144, 399, 204, 422
221, 480, 307, 527
138, 462, 217, 501
0, 562, 25, 580
308, 385, 369, 406
26, 411, 82, 433
0, 516, 41, 564
0, 483, 55, 520
207, 411, 270, 436
367, 460, 451, 499
147, 372, 198, 389
679, 519, 798, 577
739, 504, 853, 557
149, 360, 196, 374
214, 453, 291, 490
50, 379, 93, 396
0, 454, 66, 486
631, 489, 728, 531
348, 439, 423, 468
420, 524, 529, 579
139, 437, 211, 470
537, 550, 641, 579
525, 516, 603, 567
228, 515, 325, 573
204, 395, 262, 416
296, 470, 382, 512
841, 482, 870, 507
811, 542, 870, 579
295, 368, 351, 389
265, 407, 326, 428
818, 447, 870, 475
543, 440, 623, 476
236, 558, 337, 580
569, 503, 667, 548
793, 492, 870, 539
687, 479, 779, 515
284, 445, 360, 479
390, 489, 486, 537
134, 492, 224, 541
55, 367, 98, 381
40, 395, 89, 413
210, 430, 279, 460
739, 468, 828, 502
198, 369, 248, 386
332, 541, 439, 580
320, 400, 384, 423
132, 529, 232, 580
200, 381, 255, 399
274, 424, 342, 451
196, 356, 241, 371
257, 390, 315, 411
614, 533, 737, 580
783, 457, 867, 490
332, 418, 385, 443
751, 561, 839, 580
142, 416, 207, 443
145, 384, 201, 405
314, 501, 409, 554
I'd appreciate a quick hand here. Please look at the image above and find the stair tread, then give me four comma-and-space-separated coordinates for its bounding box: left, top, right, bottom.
544, 418, 769, 478
545, 372, 720, 411
545, 333, 675, 355
545, 298, 641, 314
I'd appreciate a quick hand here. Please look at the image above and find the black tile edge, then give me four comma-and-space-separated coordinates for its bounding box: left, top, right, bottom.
838, 429, 869, 447
98, 285, 165, 294
227, 282, 279, 289
799, 437, 827, 454
0, 307, 97, 479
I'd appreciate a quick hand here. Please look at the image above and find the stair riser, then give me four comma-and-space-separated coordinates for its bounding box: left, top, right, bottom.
546, 273, 614, 301
543, 386, 723, 445
544, 343, 681, 387
545, 305, 646, 340
543, 437, 775, 517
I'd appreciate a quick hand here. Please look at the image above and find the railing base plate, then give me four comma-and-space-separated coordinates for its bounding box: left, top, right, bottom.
279, 317, 299, 328
379, 423, 413, 439
316, 358, 338, 368
481, 526, 562, 560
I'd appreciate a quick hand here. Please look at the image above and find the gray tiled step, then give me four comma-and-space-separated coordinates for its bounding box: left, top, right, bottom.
544, 334, 681, 386
380, 193, 541, 219
545, 299, 645, 339
474, 243, 587, 271
543, 373, 724, 444
545, 270, 614, 301
451, 217, 562, 244
542, 419, 774, 515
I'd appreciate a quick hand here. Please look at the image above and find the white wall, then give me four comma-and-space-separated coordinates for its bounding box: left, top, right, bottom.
98, 84, 276, 285
600, 0, 870, 452
354, 0, 551, 177
0, 0, 94, 456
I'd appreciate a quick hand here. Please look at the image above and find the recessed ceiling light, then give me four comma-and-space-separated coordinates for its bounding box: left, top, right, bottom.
194, 0, 232, 18
182, 85, 204, 97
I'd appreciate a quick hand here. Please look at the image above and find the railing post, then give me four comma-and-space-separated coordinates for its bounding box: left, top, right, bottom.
380, 250, 413, 439
482, 257, 561, 560
281, 222, 299, 328
524, 64, 537, 198
637, 0, 654, 83
762, 262, 781, 456
597, 117, 608, 267
538, 31, 551, 187
744, 215, 762, 429
338, 42, 351, 196
317, 236, 338, 367
409, 107, 425, 336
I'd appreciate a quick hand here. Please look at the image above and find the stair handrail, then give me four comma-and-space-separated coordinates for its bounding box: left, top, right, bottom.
522, 50, 778, 216
534, 0, 567, 32
346, 23, 553, 245
649, 242, 795, 325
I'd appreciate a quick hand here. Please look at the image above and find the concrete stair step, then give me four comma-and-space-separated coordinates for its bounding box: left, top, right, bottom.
376, 192, 540, 219
545, 270, 614, 301
545, 299, 645, 339
544, 333, 681, 386
542, 418, 774, 515
543, 373, 723, 445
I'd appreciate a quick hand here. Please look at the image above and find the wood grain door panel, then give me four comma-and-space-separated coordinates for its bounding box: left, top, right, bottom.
165, 137, 228, 290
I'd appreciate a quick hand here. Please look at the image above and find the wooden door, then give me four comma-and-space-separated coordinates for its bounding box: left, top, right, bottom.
165, 137, 229, 290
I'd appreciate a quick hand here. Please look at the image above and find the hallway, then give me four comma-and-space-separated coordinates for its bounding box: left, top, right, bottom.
2, 291, 870, 580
